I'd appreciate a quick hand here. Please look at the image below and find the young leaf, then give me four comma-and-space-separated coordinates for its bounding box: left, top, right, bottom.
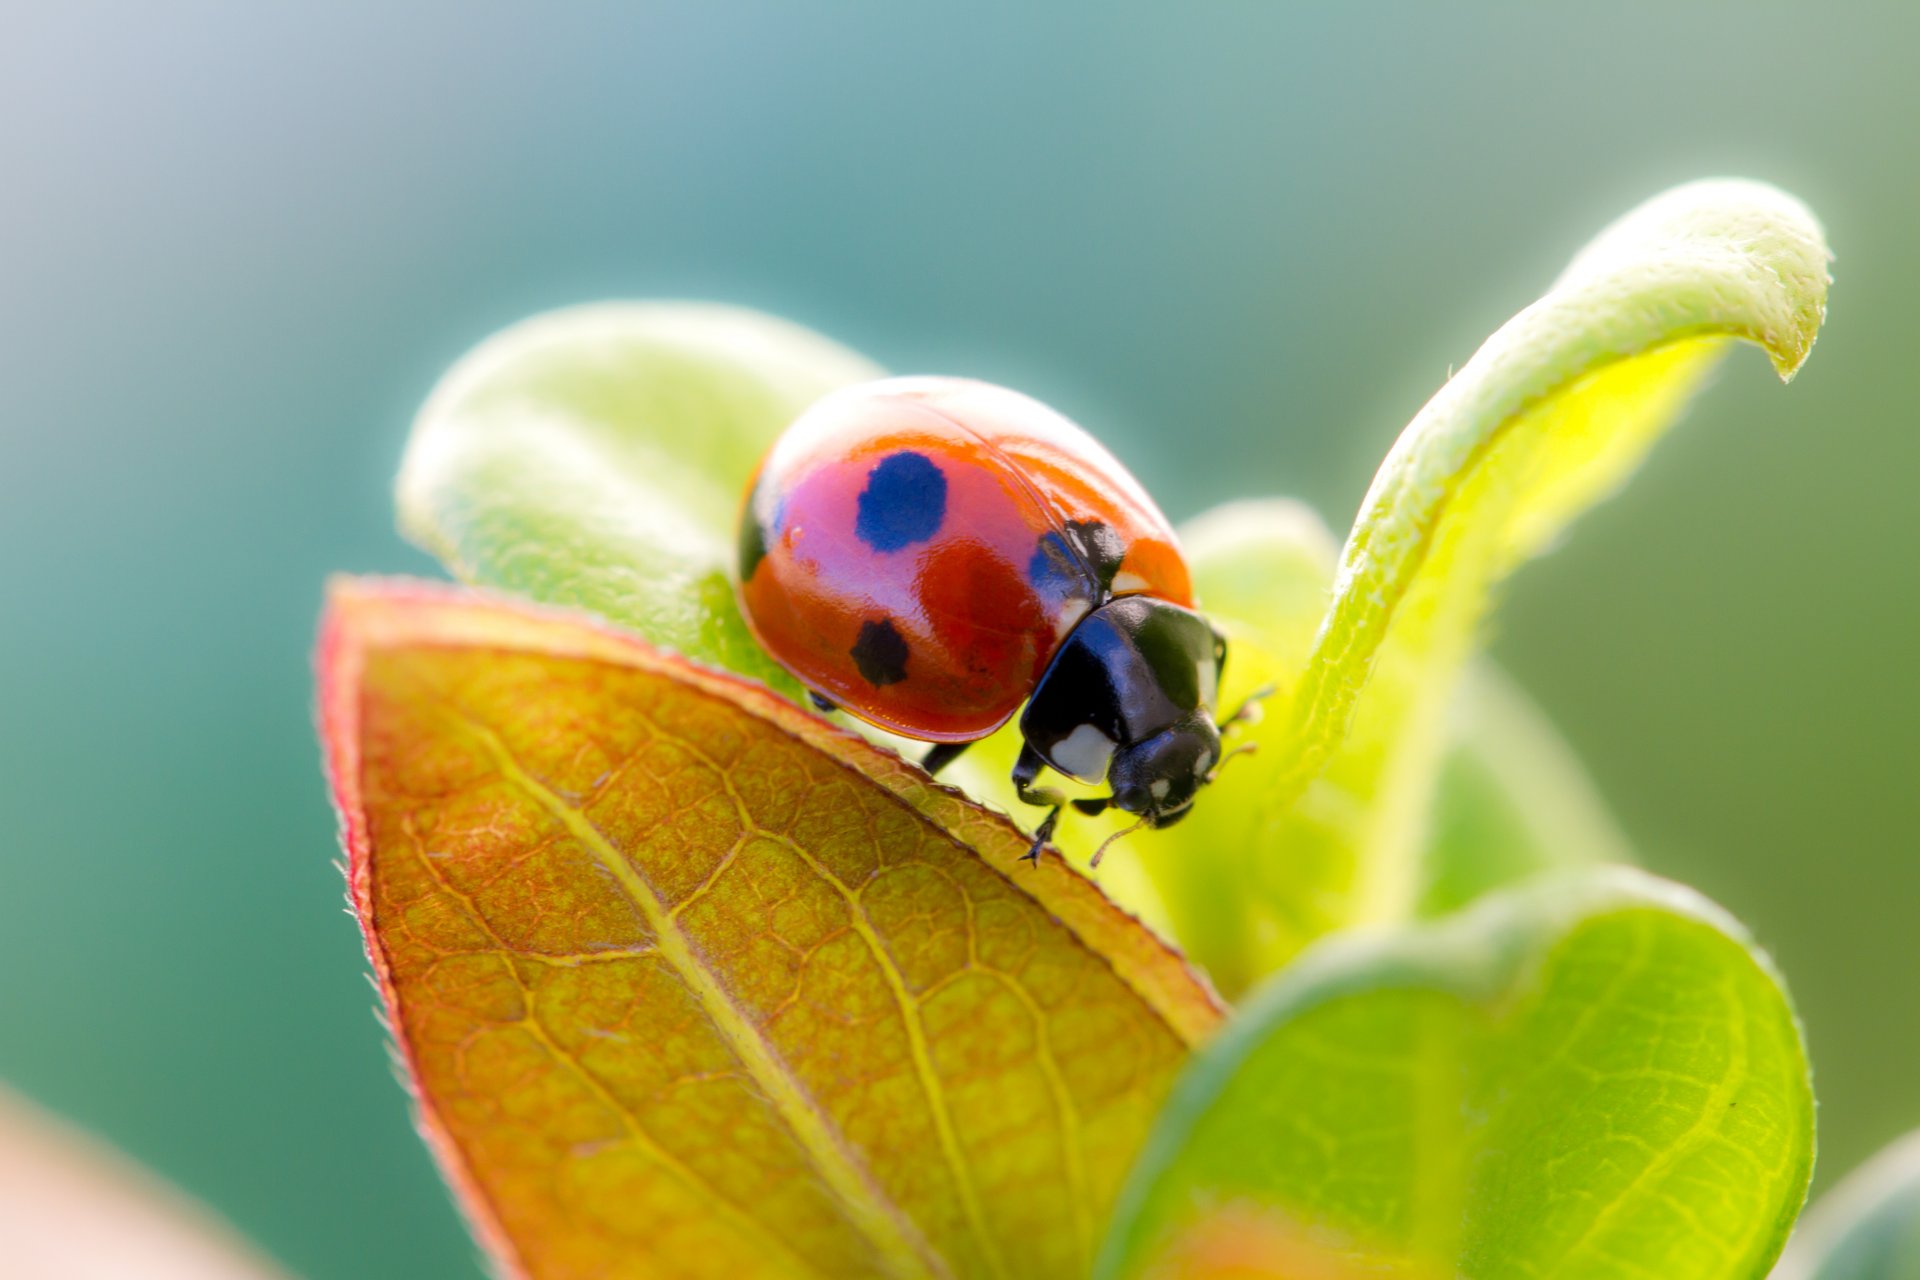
1130, 500, 1345, 976
1064, 501, 1628, 996
1775, 1132, 1920, 1280
396, 303, 880, 689
319, 577, 1222, 1280
1121, 180, 1827, 977
0, 1085, 292, 1280
1096, 868, 1814, 1280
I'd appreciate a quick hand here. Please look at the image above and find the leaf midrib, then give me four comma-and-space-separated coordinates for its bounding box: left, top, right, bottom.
644, 719, 1028, 1280
394, 814, 832, 1280
455, 715, 953, 1280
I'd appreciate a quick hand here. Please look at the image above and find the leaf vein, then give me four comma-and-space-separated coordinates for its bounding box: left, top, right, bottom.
448, 712, 951, 1280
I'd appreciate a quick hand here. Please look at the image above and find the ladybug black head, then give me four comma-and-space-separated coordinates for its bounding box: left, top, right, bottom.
1020, 595, 1229, 832
1105, 712, 1220, 827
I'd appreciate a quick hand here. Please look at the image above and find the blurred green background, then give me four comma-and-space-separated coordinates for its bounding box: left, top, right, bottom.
2, 4, 1912, 1276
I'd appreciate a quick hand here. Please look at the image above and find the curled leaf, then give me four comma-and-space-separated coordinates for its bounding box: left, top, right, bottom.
1096, 868, 1815, 1280
319, 578, 1221, 1280
1129, 180, 1828, 982
1104, 501, 1629, 995
1278, 179, 1827, 854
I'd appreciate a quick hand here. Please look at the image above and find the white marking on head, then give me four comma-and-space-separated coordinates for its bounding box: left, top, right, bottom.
1149, 778, 1171, 802
1054, 597, 1092, 638
1198, 654, 1219, 711
1052, 723, 1115, 782
1111, 570, 1150, 594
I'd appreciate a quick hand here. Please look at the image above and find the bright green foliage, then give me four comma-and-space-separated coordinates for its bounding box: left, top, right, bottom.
397, 302, 880, 691
1278, 179, 1827, 805
1095, 868, 1815, 1280
1099, 502, 1631, 994
1106, 179, 1829, 990
1777, 1134, 1920, 1280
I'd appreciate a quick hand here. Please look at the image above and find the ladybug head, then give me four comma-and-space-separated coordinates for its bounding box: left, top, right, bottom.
1105, 711, 1221, 828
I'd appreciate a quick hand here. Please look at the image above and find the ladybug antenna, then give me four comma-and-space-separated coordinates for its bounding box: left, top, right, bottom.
1204, 741, 1259, 785
1089, 813, 1151, 869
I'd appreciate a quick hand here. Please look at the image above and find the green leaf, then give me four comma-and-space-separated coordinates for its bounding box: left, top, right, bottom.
1776, 1133, 1920, 1280
1097, 179, 1827, 986
1033, 500, 1627, 997
1128, 500, 1349, 978
396, 302, 881, 689
1095, 867, 1815, 1280
1271, 179, 1827, 921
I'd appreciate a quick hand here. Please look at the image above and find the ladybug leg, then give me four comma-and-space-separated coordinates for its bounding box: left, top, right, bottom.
1012, 744, 1067, 863
1011, 743, 1063, 807
1025, 807, 1063, 864
920, 741, 970, 777
808, 691, 839, 715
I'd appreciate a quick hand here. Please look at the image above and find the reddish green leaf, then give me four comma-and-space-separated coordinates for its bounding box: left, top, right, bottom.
319, 578, 1222, 1280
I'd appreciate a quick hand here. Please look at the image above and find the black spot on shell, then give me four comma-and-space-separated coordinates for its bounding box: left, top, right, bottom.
1066, 519, 1127, 591
855, 452, 947, 552
1027, 519, 1125, 599
851, 618, 910, 687
1028, 531, 1084, 597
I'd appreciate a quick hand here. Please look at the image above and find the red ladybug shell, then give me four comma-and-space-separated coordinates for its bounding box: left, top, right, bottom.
737, 376, 1193, 742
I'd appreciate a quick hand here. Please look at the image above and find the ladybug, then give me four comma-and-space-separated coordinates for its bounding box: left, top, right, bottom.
736, 376, 1249, 864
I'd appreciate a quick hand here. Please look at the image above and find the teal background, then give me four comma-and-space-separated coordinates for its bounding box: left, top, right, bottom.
1, 5, 1912, 1275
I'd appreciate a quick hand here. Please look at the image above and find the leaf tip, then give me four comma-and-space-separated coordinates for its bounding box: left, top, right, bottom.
1567, 176, 1832, 380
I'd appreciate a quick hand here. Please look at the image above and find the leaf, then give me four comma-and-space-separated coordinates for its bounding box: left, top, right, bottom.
1050, 501, 1628, 997
396, 302, 881, 689
1099, 180, 1828, 983
1287, 177, 1829, 783
0, 1084, 292, 1280
318, 577, 1222, 1280
1096, 867, 1815, 1280
1274, 180, 1827, 900
1128, 500, 1346, 977
1774, 1132, 1920, 1280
